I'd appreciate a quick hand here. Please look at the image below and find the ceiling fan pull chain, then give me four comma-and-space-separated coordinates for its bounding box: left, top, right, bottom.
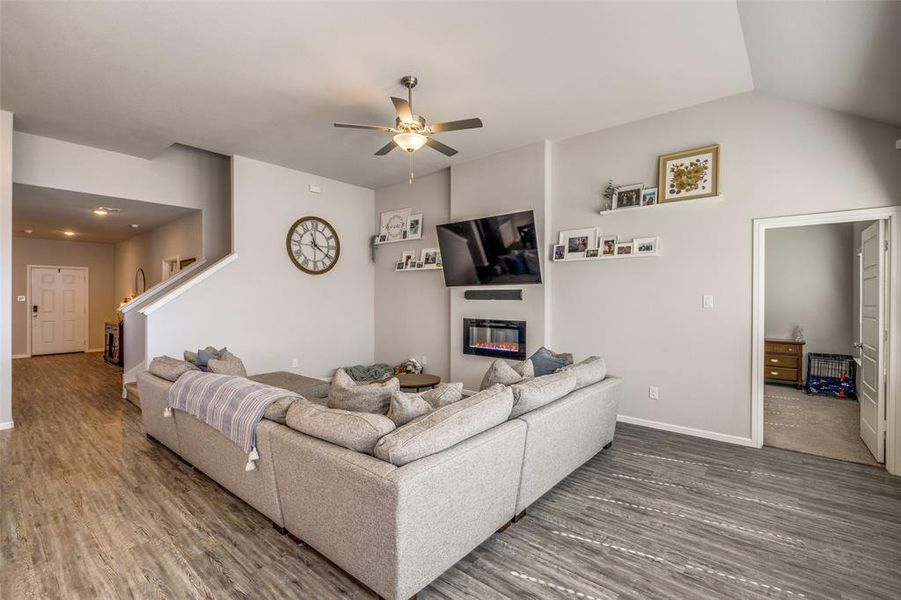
408, 153, 415, 185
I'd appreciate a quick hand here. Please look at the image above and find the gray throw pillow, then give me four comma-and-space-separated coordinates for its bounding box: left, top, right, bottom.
327, 368, 400, 414
421, 382, 464, 408
509, 370, 577, 418
286, 399, 396, 454
263, 397, 297, 424
196, 346, 227, 371
560, 356, 607, 389
148, 356, 199, 382
207, 351, 247, 377
529, 347, 573, 376
373, 384, 514, 466
479, 359, 533, 391
386, 391, 434, 427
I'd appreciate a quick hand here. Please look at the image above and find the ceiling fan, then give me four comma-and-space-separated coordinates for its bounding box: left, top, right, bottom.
334, 75, 483, 183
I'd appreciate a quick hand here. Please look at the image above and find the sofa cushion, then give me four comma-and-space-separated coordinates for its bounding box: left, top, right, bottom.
208, 351, 248, 377
509, 370, 578, 418
422, 382, 464, 408
479, 359, 533, 391
386, 391, 433, 427
148, 356, 198, 382
373, 384, 514, 466
561, 356, 607, 389
286, 400, 396, 454
249, 371, 330, 400
529, 347, 573, 376
327, 368, 400, 414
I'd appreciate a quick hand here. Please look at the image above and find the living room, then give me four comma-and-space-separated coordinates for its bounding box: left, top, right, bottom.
2, 2, 901, 599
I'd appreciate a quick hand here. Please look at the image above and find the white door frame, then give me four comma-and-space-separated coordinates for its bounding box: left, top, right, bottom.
26, 265, 90, 357
752, 206, 901, 475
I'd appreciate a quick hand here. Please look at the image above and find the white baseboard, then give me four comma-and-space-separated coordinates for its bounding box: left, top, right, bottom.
0, 421, 14, 431
617, 414, 755, 447
86, 348, 104, 353
12, 354, 30, 359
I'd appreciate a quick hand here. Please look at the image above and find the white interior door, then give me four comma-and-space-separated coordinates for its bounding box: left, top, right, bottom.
30, 267, 87, 356
859, 222, 886, 462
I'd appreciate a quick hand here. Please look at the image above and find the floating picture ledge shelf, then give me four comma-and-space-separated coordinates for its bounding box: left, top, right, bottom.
395, 265, 443, 272
554, 251, 659, 263
375, 237, 421, 246
599, 194, 724, 215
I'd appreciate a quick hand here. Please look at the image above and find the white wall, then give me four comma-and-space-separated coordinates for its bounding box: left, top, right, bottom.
144, 156, 375, 379
114, 211, 202, 301
449, 141, 551, 389
765, 223, 855, 357
0, 111, 13, 429
374, 170, 451, 379
551, 92, 901, 440
12, 133, 231, 261
11, 237, 117, 355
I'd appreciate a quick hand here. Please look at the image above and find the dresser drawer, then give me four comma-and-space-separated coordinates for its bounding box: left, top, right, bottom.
765, 342, 802, 355
764, 366, 798, 382
764, 354, 799, 369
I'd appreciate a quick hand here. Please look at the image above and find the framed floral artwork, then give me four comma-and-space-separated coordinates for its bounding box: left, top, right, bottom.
657, 144, 719, 203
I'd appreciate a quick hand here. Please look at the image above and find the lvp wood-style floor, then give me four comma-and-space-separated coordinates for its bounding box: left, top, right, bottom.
3, 353, 901, 599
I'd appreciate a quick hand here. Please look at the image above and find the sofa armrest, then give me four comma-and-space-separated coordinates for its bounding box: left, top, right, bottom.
136, 371, 180, 454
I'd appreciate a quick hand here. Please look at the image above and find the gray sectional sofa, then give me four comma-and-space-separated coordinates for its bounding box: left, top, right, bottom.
137, 368, 621, 600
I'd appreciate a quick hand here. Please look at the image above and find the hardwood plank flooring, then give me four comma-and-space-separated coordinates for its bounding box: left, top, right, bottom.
2, 353, 901, 599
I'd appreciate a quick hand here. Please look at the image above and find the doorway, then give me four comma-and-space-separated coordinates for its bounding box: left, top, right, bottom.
28, 265, 88, 355
752, 207, 901, 475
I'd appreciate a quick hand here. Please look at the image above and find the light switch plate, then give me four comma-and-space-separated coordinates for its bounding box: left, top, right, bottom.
702, 295, 714, 309
308, 184, 321, 194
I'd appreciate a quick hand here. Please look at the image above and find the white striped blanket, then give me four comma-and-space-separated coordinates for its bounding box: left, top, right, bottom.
164, 371, 299, 471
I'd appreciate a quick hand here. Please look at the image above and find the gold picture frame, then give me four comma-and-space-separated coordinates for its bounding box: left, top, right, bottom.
657, 144, 720, 203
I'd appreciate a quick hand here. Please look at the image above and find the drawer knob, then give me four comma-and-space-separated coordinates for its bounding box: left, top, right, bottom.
770, 371, 779, 376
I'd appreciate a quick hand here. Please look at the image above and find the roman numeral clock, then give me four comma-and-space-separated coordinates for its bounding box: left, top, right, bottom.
286, 216, 340, 275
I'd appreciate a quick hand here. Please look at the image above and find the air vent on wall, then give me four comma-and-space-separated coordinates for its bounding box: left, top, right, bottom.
464, 289, 523, 301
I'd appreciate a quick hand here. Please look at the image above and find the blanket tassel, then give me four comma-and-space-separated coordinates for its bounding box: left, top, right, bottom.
163, 406, 172, 418
245, 446, 260, 471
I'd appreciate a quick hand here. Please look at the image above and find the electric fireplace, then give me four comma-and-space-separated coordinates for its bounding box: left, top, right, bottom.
463, 319, 527, 360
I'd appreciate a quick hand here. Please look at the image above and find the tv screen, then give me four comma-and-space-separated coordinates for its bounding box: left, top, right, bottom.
436, 210, 542, 287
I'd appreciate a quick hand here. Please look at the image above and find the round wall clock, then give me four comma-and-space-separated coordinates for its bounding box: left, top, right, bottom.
286, 216, 340, 275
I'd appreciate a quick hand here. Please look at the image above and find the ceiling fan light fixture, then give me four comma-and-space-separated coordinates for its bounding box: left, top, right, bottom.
393, 132, 427, 153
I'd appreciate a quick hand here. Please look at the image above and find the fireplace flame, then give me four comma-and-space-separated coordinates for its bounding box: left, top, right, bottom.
470, 341, 521, 352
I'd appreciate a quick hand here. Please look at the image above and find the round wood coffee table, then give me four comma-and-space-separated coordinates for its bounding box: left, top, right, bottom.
396, 373, 441, 392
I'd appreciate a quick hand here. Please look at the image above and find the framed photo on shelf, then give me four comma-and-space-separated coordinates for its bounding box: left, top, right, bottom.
395, 261, 405, 270
401, 250, 416, 268
612, 184, 643, 210
407, 213, 423, 240
615, 241, 633, 255
559, 227, 598, 258
378, 234, 388, 243
658, 144, 719, 203
633, 236, 658, 254
585, 248, 599, 259
380, 208, 411, 242
421, 247, 440, 265
415, 261, 423, 269
552, 244, 566, 261
640, 187, 658, 207
600, 235, 617, 256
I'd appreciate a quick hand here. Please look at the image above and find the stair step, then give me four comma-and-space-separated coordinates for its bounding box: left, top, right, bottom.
124, 382, 141, 409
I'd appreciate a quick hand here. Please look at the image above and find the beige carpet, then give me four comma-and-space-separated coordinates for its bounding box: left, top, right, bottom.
764, 384, 881, 466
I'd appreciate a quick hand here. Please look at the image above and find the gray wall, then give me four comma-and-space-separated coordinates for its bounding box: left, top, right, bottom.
551, 91, 901, 439
11, 237, 116, 354
374, 170, 451, 379
765, 223, 854, 356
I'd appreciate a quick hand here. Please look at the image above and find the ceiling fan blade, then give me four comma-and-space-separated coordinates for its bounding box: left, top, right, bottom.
425, 137, 458, 157
334, 123, 394, 132
391, 97, 413, 122
428, 118, 483, 133
374, 140, 398, 156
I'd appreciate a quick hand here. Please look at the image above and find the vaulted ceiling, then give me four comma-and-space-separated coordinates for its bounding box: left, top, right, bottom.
1, 1, 898, 189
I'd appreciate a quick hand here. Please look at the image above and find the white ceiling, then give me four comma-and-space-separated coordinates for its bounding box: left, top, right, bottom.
1, 2, 897, 190
13, 184, 198, 244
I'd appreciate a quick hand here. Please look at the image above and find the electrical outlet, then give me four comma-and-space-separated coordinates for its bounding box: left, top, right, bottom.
291, 358, 299, 368
702, 295, 714, 309
649, 385, 659, 400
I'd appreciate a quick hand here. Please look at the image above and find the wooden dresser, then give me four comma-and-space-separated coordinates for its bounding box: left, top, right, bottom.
764, 339, 805, 388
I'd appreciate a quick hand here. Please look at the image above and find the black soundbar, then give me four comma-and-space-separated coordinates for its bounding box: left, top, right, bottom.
463, 289, 523, 301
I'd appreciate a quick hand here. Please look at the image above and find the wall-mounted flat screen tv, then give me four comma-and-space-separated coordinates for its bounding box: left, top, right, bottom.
436, 210, 542, 287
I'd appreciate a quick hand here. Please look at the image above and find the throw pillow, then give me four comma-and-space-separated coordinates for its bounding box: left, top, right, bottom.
327, 368, 400, 414
386, 391, 434, 427
529, 347, 573, 376
421, 382, 464, 408
286, 399, 396, 454
373, 384, 514, 466
509, 370, 577, 418
262, 396, 297, 424
187, 346, 226, 371
148, 356, 199, 382
208, 352, 248, 378
561, 356, 607, 390
479, 359, 533, 391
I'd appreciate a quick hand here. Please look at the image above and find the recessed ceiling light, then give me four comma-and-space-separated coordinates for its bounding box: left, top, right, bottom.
23, 229, 33, 234
130, 223, 140, 229
93, 208, 109, 216
63, 231, 76, 237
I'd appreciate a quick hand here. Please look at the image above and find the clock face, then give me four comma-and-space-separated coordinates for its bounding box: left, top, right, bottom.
286, 216, 340, 275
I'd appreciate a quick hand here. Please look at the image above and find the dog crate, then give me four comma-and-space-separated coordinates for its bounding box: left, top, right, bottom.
805, 353, 857, 399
